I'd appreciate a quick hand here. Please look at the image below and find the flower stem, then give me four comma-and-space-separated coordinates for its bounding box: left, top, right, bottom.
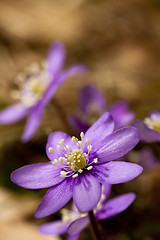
52, 98, 76, 136
88, 210, 104, 240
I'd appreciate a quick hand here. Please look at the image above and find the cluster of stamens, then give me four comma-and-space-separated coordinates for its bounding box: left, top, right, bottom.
11, 62, 50, 107
48, 132, 98, 178
56, 185, 106, 228
61, 208, 80, 224
144, 114, 160, 132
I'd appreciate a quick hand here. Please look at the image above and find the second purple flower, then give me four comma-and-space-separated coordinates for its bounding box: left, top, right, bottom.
0, 42, 86, 142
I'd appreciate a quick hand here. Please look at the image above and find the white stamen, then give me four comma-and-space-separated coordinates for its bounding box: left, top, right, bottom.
78, 141, 82, 147
57, 145, 61, 150
72, 136, 77, 143
87, 166, 93, 171
48, 147, 53, 153
87, 145, 92, 151
66, 145, 70, 150
52, 159, 58, 166
60, 171, 67, 177
80, 132, 84, 139
78, 169, 83, 174
72, 173, 78, 178
59, 157, 64, 164
59, 139, 64, 145
86, 138, 90, 144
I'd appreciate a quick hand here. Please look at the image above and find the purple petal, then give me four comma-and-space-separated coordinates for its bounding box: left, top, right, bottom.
35, 179, 73, 218
67, 233, 81, 240
96, 193, 136, 220
83, 112, 114, 152
68, 115, 89, 133
39, 220, 67, 235
21, 104, 44, 142
97, 127, 140, 163
11, 162, 63, 189
46, 131, 74, 160
79, 84, 106, 114
94, 161, 143, 184
42, 64, 87, 106
73, 174, 101, 213
67, 217, 89, 235
46, 42, 66, 76
109, 101, 134, 128
133, 120, 160, 143
0, 103, 30, 124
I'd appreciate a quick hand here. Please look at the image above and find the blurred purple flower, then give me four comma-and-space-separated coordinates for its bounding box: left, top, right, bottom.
133, 111, 160, 143
39, 184, 135, 239
11, 112, 142, 218
69, 84, 135, 133
0, 42, 86, 142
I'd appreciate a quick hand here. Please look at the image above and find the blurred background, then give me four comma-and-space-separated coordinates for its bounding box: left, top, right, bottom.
0, 0, 160, 239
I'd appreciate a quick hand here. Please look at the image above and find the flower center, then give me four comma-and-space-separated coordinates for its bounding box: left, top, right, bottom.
67, 151, 86, 171
29, 78, 47, 96
144, 114, 160, 132
11, 62, 50, 106
48, 132, 98, 178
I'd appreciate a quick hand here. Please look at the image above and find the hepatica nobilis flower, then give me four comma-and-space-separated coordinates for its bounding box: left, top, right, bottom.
11, 112, 143, 218
0, 42, 86, 142
69, 84, 135, 133
39, 184, 136, 239
133, 111, 160, 143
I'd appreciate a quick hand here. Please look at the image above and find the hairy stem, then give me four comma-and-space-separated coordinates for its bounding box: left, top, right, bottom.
88, 210, 104, 240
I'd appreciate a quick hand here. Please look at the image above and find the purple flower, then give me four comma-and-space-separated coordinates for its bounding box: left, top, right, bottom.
69, 84, 134, 133
39, 184, 136, 239
11, 112, 142, 218
133, 111, 160, 143
0, 42, 86, 142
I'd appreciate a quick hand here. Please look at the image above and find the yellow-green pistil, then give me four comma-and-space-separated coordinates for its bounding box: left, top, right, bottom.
48, 132, 98, 178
